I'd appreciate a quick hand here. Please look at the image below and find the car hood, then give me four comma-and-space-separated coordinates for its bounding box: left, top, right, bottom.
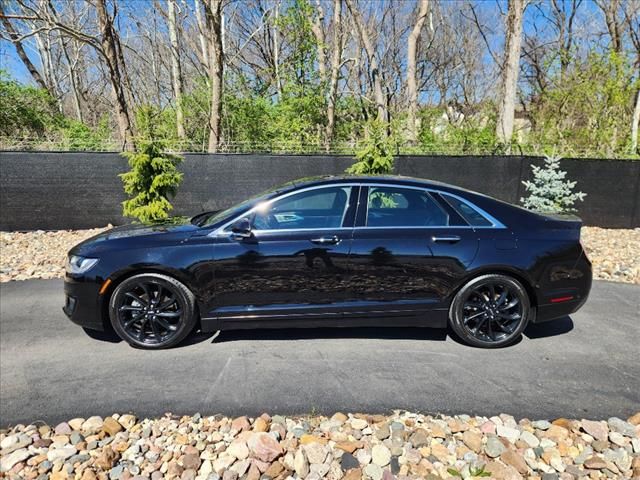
70, 219, 202, 256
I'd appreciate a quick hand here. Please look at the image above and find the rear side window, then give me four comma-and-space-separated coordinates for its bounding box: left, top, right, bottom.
366, 186, 449, 227
441, 193, 493, 227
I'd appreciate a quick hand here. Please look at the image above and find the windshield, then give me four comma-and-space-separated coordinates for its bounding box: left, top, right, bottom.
197, 182, 296, 227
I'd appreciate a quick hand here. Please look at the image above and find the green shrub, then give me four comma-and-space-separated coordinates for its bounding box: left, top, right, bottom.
59, 117, 110, 151
120, 140, 184, 223
0, 70, 60, 138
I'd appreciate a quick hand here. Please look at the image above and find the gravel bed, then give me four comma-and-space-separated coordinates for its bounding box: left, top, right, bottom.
0, 227, 109, 282
0, 226, 638, 284
580, 227, 639, 284
1, 411, 639, 479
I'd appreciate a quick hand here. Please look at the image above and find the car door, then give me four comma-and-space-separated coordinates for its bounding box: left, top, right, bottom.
347, 184, 479, 315
208, 184, 359, 324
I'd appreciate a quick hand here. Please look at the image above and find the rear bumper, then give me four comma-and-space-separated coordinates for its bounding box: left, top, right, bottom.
533, 252, 592, 324
63, 275, 106, 331
534, 296, 588, 323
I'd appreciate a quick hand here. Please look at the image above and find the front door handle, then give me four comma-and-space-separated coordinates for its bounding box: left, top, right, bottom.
431, 235, 461, 243
310, 235, 341, 245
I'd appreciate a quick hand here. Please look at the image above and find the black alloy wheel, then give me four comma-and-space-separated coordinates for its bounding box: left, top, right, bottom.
449, 274, 531, 348
109, 273, 197, 349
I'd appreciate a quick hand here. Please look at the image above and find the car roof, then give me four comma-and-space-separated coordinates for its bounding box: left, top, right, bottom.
288, 174, 475, 195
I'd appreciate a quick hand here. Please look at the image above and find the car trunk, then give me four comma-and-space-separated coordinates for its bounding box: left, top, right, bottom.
535, 212, 583, 240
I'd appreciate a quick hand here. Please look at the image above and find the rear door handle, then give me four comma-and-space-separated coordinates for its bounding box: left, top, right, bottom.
311, 235, 340, 245
431, 235, 461, 243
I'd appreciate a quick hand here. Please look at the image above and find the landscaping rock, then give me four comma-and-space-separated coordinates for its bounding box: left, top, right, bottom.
371, 444, 391, 466
2, 410, 639, 480
485, 436, 506, 458
247, 432, 282, 462
1, 448, 31, 472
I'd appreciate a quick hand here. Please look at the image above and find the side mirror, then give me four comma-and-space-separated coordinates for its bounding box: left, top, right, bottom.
231, 217, 252, 240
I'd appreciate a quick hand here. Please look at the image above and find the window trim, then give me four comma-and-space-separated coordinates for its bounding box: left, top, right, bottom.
212, 182, 505, 236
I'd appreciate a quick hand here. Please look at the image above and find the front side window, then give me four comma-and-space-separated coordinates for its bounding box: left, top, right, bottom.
441, 193, 493, 227
366, 186, 449, 227
252, 186, 352, 230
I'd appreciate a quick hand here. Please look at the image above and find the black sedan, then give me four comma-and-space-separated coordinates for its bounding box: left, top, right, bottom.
64, 175, 592, 349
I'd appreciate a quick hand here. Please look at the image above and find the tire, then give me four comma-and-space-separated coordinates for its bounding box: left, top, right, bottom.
449, 274, 531, 348
109, 273, 198, 349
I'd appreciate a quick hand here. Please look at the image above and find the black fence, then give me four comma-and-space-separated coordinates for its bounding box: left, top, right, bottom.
1, 151, 638, 230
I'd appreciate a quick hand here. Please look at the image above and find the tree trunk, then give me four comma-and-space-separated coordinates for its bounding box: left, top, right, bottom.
273, 1, 282, 101
310, 0, 327, 85
406, 0, 429, 144
167, 0, 186, 139
0, 4, 49, 93
631, 87, 640, 154
345, 0, 387, 123
60, 37, 84, 122
325, 0, 342, 149
495, 0, 526, 147
194, 0, 209, 70
205, 0, 224, 153
33, 31, 62, 111
95, 0, 135, 150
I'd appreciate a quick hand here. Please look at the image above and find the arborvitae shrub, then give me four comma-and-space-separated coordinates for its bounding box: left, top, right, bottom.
120, 140, 184, 223
346, 120, 395, 174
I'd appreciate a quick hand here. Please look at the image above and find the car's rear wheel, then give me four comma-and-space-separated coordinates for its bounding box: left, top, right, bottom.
449, 274, 531, 348
109, 273, 197, 349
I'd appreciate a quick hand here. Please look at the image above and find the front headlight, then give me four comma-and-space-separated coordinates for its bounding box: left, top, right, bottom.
66, 255, 99, 274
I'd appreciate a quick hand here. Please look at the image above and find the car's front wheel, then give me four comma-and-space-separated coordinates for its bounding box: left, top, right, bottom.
109, 273, 197, 349
449, 274, 531, 348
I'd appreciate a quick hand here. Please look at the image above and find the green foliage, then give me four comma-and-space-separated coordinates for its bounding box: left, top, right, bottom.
276, 0, 319, 88
528, 51, 639, 158
0, 70, 60, 138
417, 106, 500, 154
268, 84, 325, 152
0, 71, 113, 150
521, 155, 586, 214
346, 120, 396, 174
120, 136, 184, 223
58, 117, 111, 151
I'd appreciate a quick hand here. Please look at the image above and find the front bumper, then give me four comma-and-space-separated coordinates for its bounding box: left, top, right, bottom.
63, 275, 106, 331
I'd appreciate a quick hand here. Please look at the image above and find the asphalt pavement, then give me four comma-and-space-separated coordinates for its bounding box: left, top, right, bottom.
1, 279, 638, 426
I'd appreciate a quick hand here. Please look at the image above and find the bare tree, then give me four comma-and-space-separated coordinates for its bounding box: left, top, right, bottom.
345, 0, 387, 123
204, 0, 224, 152
95, 0, 135, 149
0, 2, 49, 93
167, 0, 186, 139
550, 0, 582, 79
14, 0, 136, 148
495, 0, 526, 147
406, 0, 429, 143
595, 0, 625, 53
